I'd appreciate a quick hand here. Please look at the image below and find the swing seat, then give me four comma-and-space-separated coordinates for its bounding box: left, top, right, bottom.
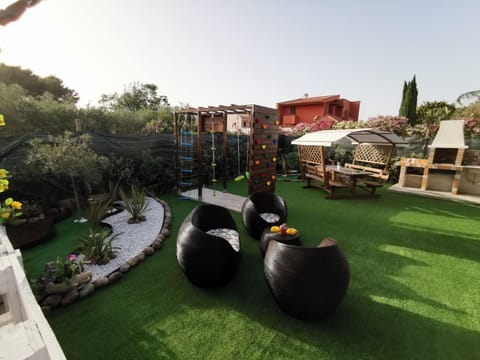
234, 175, 245, 182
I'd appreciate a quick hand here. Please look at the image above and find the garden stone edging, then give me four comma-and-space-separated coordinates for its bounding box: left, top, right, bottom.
40, 199, 172, 312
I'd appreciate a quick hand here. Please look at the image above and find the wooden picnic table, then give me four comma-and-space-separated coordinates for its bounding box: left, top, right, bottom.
325, 165, 375, 196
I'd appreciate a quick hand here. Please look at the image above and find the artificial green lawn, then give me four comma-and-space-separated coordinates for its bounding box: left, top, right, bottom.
22, 181, 480, 360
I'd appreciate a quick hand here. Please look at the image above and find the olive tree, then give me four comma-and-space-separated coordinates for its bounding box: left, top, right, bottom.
27, 131, 109, 213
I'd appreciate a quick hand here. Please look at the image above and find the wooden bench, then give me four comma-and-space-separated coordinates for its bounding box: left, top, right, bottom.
344, 163, 388, 194
300, 151, 347, 195
342, 143, 394, 194
304, 172, 347, 194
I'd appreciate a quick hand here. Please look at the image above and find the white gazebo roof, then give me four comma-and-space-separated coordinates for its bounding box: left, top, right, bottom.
291, 128, 407, 147
429, 120, 468, 149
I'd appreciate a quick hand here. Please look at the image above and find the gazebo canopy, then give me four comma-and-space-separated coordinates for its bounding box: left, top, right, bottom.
291, 128, 407, 147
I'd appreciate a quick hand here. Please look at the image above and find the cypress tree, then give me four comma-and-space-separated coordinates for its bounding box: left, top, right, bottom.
399, 75, 418, 125
407, 75, 418, 125
399, 81, 408, 116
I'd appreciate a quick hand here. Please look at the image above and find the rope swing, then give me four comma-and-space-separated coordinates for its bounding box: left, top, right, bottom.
234, 123, 250, 182
210, 113, 217, 196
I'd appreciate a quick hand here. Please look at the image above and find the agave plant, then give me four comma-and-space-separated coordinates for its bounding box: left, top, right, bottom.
86, 198, 112, 230
77, 227, 119, 265
119, 185, 149, 224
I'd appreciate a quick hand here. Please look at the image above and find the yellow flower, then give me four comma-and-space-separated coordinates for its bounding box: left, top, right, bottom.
1, 212, 10, 219
0, 114, 5, 126
0, 169, 8, 178
0, 179, 8, 192
12, 201, 22, 210
286, 228, 297, 236
270, 226, 280, 233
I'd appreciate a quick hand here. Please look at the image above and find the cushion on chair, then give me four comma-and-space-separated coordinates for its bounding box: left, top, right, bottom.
259, 213, 281, 223
176, 204, 241, 287
206, 228, 240, 252
241, 191, 288, 240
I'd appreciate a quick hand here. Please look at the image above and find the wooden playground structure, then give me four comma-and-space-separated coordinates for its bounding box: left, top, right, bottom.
173, 104, 280, 203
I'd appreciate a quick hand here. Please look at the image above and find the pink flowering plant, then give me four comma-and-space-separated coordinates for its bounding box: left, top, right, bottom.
292, 122, 311, 135
45, 254, 84, 284
32, 254, 84, 296
365, 115, 408, 135
463, 118, 480, 138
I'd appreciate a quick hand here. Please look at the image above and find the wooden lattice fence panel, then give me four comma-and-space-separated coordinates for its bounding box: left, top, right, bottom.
298, 145, 325, 165
354, 144, 393, 166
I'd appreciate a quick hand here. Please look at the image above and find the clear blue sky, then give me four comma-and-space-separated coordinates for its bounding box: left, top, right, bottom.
1, 0, 478, 120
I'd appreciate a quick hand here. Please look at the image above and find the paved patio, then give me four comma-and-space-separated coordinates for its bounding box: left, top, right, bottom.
389, 184, 480, 205
179, 187, 247, 212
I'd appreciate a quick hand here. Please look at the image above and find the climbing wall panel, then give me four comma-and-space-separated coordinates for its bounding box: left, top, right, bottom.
248, 106, 280, 194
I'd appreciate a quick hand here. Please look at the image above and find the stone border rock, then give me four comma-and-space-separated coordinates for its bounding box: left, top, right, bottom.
40, 199, 172, 311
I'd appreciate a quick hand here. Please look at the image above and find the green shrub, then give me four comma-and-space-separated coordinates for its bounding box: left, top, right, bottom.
77, 228, 118, 265
119, 185, 148, 223
286, 151, 299, 171
86, 198, 112, 230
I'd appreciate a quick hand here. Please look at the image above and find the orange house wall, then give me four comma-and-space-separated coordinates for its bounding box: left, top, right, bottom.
278, 99, 360, 126
295, 104, 326, 123
279, 103, 326, 124
349, 101, 360, 120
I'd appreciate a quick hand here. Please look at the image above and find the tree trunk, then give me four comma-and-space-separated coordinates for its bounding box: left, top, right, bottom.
70, 174, 81, 214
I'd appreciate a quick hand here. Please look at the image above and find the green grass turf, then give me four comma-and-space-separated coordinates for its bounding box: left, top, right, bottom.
22, 213, 90, 279
22, 182, 480, 360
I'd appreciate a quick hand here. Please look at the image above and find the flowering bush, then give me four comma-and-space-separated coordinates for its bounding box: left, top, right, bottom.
463, 118, 480, 138
0, 197, 23, 224
0, 115, 22, 223
365, 115, 408, 135
292, 122, 311, 135
332, 120, 364, 130
310, 118, 335, 132
32, 254, 84, 297
34, 254, 84, 288
404, 122, 439, 140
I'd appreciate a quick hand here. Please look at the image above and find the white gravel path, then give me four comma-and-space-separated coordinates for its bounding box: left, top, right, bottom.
84, 197, 164, 282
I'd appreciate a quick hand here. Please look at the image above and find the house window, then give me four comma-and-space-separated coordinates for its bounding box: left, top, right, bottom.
289, 106, 296, 115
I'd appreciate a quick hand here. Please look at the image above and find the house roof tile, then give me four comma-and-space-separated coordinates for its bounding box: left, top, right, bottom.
277, 95, 341, 106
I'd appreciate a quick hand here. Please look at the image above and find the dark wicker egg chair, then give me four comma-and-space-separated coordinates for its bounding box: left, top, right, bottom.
241, 191, 288, 240
264, 238, 350, 320
176, 204, 241, 288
